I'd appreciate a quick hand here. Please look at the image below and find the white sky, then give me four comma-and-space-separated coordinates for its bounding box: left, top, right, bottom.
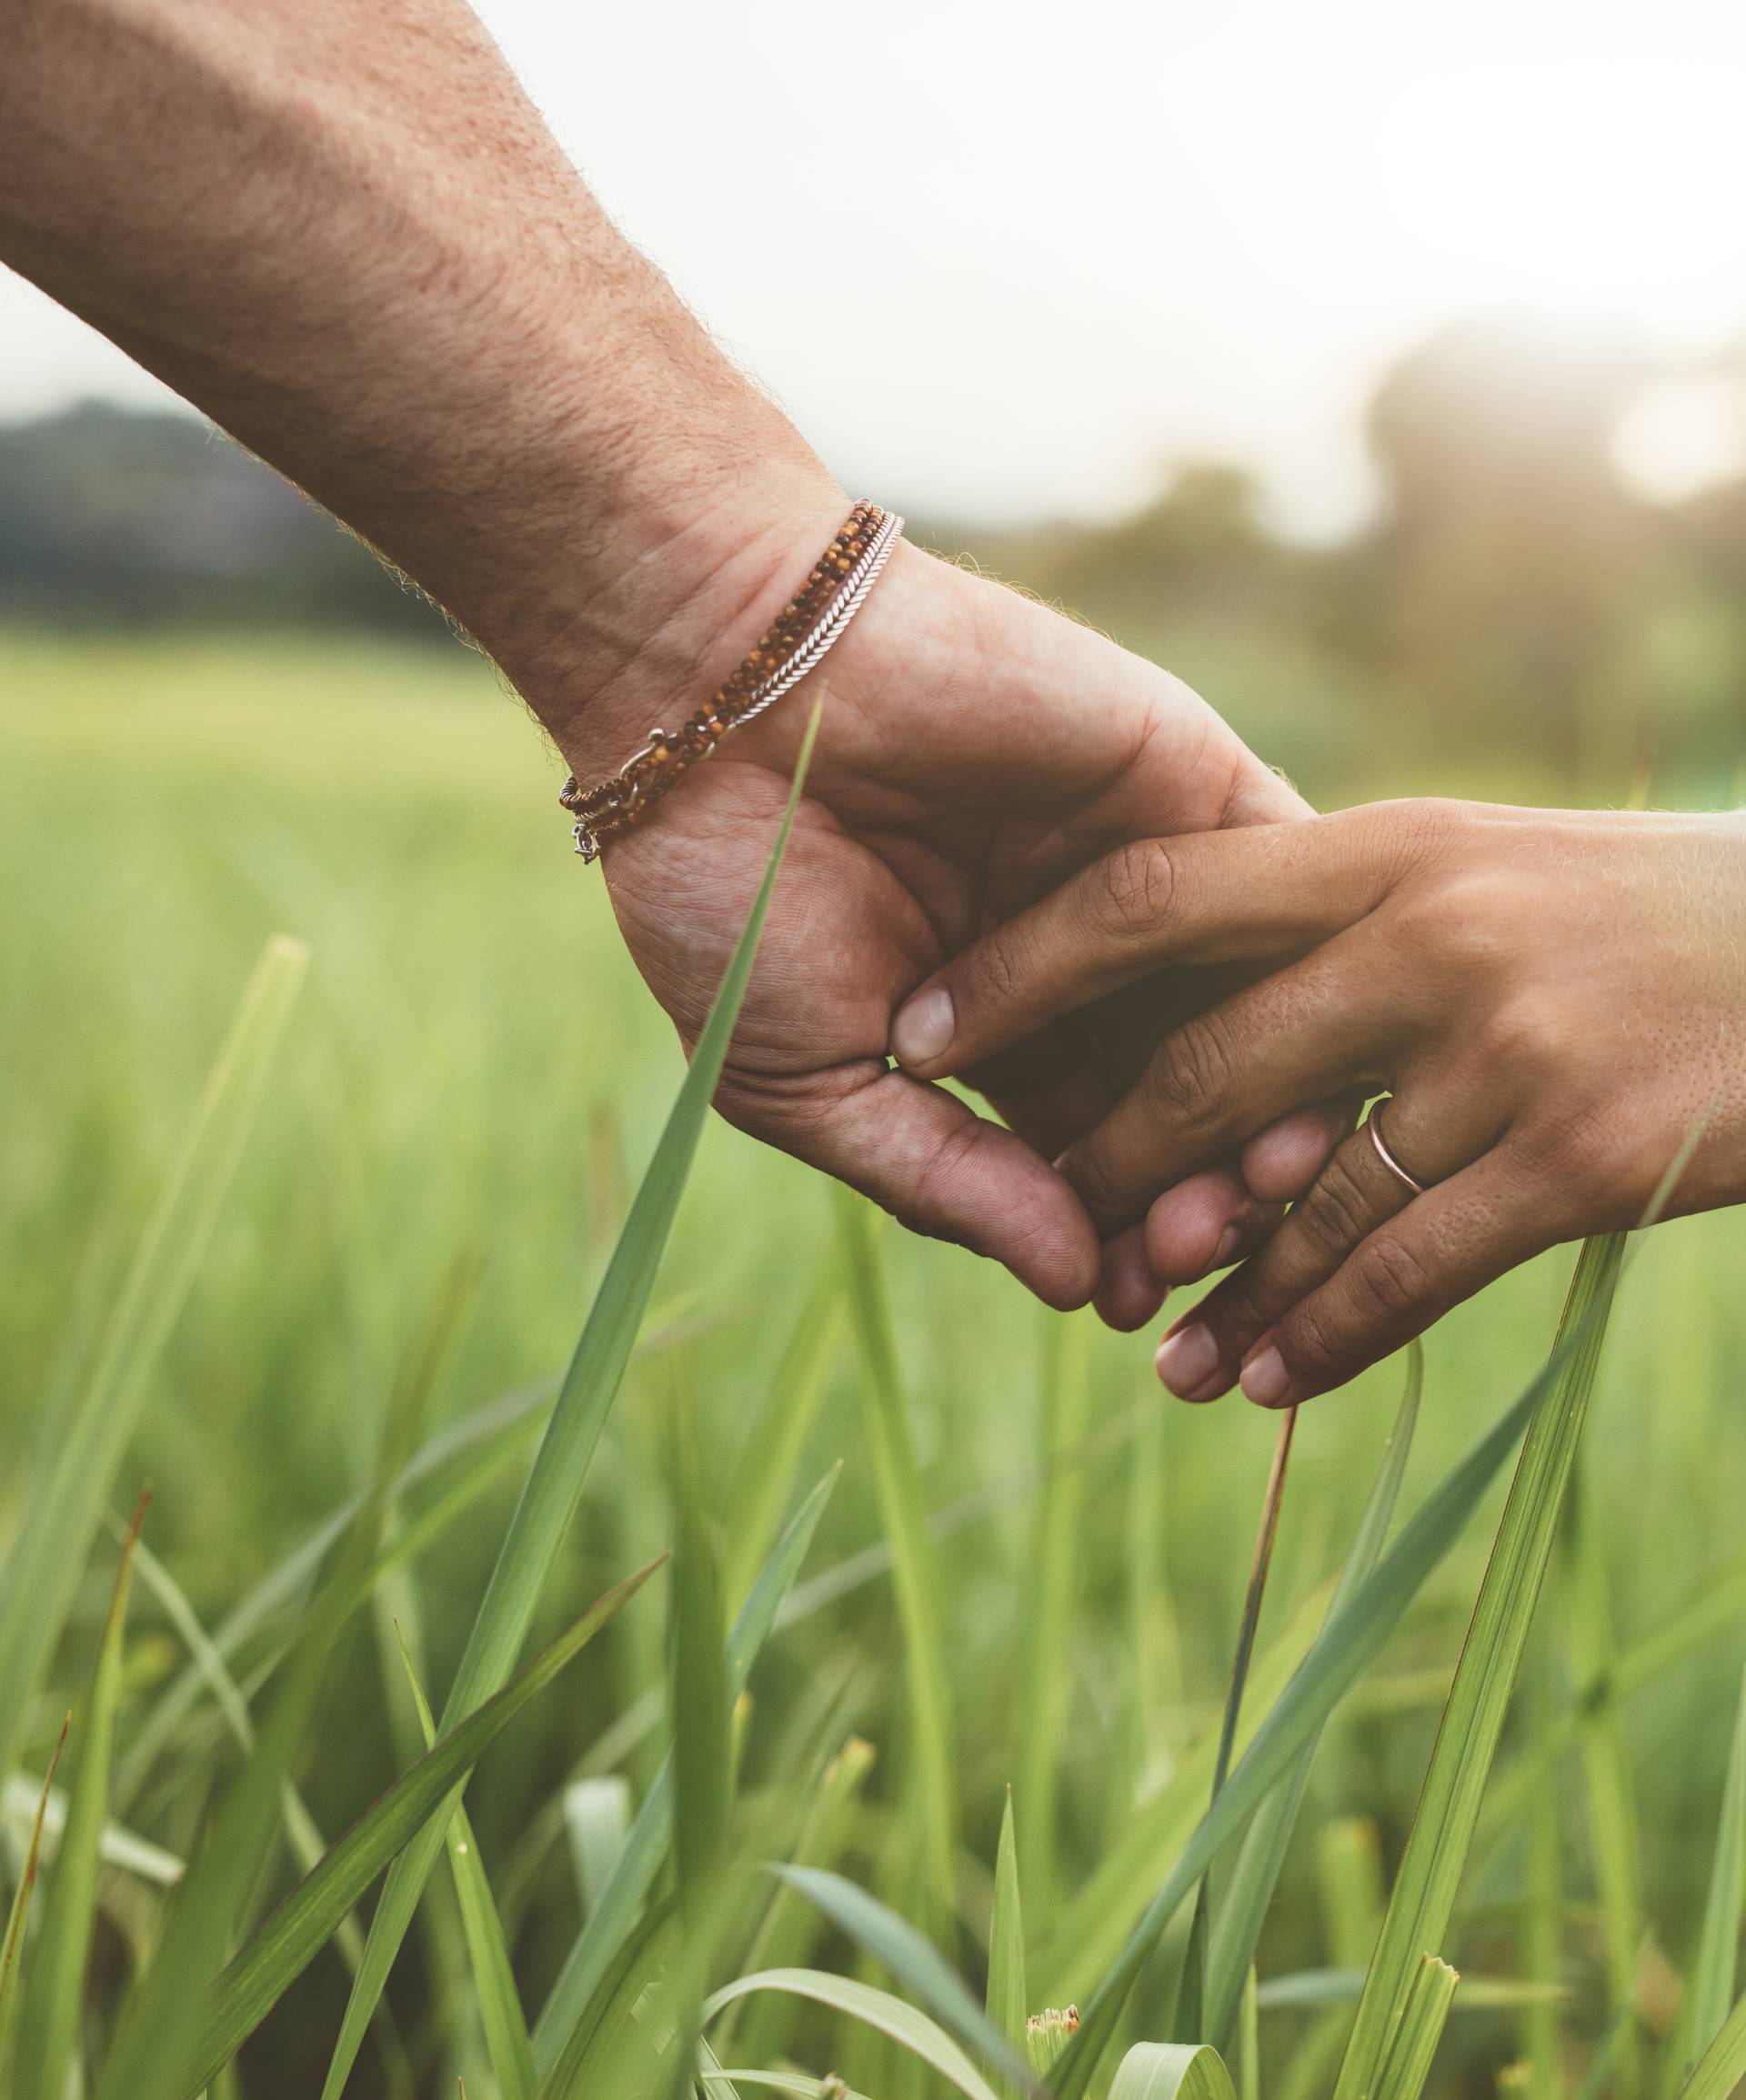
5, 0, 1746, 535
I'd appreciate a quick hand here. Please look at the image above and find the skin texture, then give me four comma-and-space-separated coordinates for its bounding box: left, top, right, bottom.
0, 0, 1342, 1311
891, 799, 1746, 1400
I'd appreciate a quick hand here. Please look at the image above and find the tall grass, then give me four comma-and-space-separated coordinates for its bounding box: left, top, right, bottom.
5, 631, 1746, 2098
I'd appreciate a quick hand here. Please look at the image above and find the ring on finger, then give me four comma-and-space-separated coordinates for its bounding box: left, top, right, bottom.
1367, 1099, 1430, 1198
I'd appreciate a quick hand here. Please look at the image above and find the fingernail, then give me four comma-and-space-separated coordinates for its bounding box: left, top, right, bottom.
1155, 1321, 1219, 1398
1240, 1345, 1291, 1408
1210, 1223, 1242, 1272
892, 987, 954, 1066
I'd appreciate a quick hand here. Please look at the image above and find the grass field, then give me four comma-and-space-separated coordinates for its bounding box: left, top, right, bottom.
4, 628, 1746, 2099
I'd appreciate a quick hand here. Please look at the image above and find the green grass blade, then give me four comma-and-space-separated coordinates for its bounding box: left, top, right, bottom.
728, 1735, 876, 2070
99, 1284, 445, 2100
122, 1516, 382, 1992
1371, 1955, 1459, 2100
1049, 1321, 1578, 2100
1107, 2042, 1237, 2100
1205, 1349, 1422, 2047
833, 1188, 957, 1930
1237, 1968, 1259, 2100
0, 1727, 67, 2075
702, 1968, 1003, 2100
1520, 1613, 1564, 2096
316, 708, 821, 2100
392, 1623, 537, 2100
774, 1864, 1035, 2095
723, 1278, 843, 1606
987, 1789, 1028, 2100
1676, 1990, 1746, 2100
1042, 1579, 1333, 2002
1330, 1234, 1624, 2100
1185, 1405, 1299, 2041
15, 1502, 144, 2100
180, 1558, 660, 2096
0, 934, 307, 1788
1562, 1450, 1645, 2093
1668, 1662, 1746, 2088
1015, 1311, 1090, 1932
564, 1777, 632, 1922
530, 1462, 839, 2072
668, 1370, 733, 2096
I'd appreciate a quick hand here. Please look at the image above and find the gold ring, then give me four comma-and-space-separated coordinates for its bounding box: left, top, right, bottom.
1368, 1102, 1427, 1197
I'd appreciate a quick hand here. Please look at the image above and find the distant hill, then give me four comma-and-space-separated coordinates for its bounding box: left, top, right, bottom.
0, 400, 445, 636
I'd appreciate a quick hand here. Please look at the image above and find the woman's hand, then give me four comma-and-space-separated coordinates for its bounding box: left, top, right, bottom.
588, 527, 1350, 1323
889, 799, 1746, 1399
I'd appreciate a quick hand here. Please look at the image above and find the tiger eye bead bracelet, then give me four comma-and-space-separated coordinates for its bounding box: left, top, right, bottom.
558, 501, 903, 862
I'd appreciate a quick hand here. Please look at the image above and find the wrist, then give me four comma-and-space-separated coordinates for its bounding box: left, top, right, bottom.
482, 453, 852, 777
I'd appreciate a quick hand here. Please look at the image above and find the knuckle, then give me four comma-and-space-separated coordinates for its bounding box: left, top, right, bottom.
1139, 1013, 1236, 1133
969, 929, 1022, 1008
1290, 1154, 1376, 1262
1061, 1139, 1129, 1221
1525, 1102, 1625, 1211
1349, 1230, 1440, 1322
1095, 839, 1179, 941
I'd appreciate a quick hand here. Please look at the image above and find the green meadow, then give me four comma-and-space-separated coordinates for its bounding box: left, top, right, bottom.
4, 628, 1746, 2100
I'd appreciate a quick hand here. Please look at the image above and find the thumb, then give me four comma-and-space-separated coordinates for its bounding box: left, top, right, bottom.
889, 814, 1393, 1080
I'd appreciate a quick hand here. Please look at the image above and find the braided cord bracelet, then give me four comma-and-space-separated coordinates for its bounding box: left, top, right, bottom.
559, 500, 904, 862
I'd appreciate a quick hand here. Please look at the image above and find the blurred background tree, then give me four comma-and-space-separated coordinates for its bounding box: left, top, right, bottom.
6, 313, 1746, 806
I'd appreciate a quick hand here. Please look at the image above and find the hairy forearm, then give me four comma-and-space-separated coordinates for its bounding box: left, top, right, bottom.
0, 0, 842, 756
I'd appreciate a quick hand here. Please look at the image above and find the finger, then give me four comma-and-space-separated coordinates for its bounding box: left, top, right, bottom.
1093, 1224, 1169, 1331
1231, 1148, 1560, 1407
1059, 934, 1408, 1232
1155, 1093, 1498, 1400
1142, 1167, 1281, 1286
716, 1058, 1100, 1310
890, 813, 1410, 1080
1239, 1097, 1361, 1203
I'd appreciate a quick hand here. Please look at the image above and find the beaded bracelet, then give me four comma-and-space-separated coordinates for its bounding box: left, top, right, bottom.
559, 501, 904, 862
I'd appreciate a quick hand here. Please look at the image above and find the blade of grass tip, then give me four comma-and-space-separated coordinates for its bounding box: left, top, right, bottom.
530, 1463, 840, 2075
1329, 1234, 1625, 2100
723, 1276, 843, 1607
318, 701, 824, 2100
702, 1968, 1004, 2100
0, 935, 306, 1789
1206, 1349, 1422, 2052
16, 1496, 146, 2100
1183, 1406, 1298, 2041
667, 1366, 733, 2100
728, 1736, 877, 2071
564, 1777, 632, 1923
1107, 2041, 1237, 2099
0, 1723, 69, 2073
1050, 1285, 1614, 2100
181, 1557, 661, 2098
832, 1188, 957, 1934
99, 1270, 454, 2100
1673, 1989, 1746, 2100
1666, 1661, 1746, 2091
392, 1623, 537, 2100
1371, 1955, 1459, 2100
1015, 1310, 1090, 1934
1561, 1449, 1646, 2095
774, 1866, 1038, 2097
987, 1790, 1028, 2100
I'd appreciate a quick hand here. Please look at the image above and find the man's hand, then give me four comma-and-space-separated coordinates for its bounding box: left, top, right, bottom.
573, 506, 1348, 1320
889, 799, 1746, 1396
